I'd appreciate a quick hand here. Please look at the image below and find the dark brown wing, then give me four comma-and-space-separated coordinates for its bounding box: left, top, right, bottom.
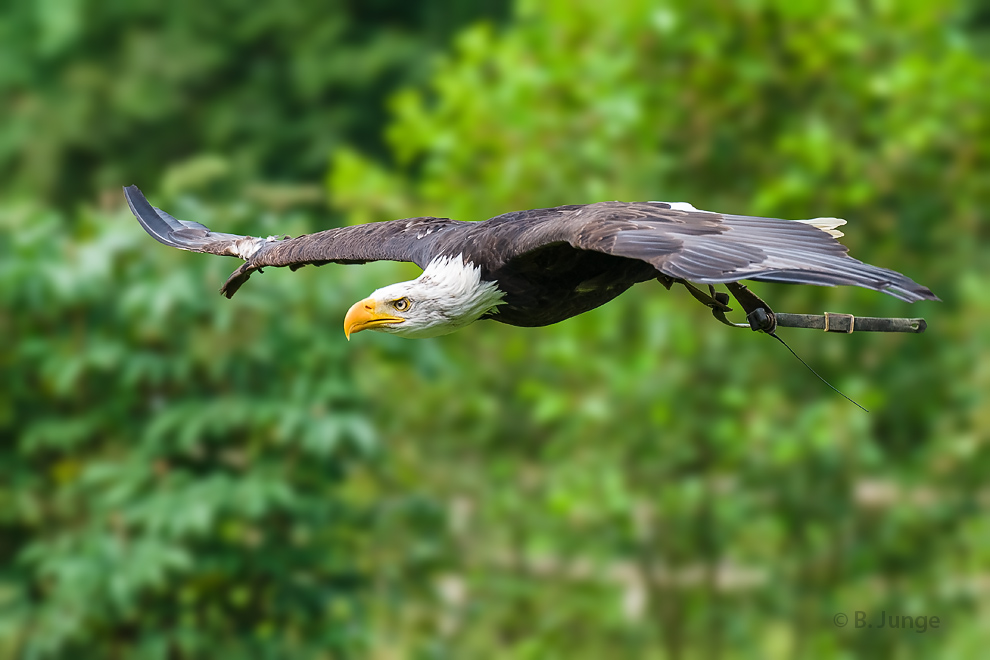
462, 201, 937, 302
124, 186, 462, 297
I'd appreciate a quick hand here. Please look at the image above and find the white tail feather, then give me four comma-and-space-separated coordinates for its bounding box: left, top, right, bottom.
798, 217, 847, 238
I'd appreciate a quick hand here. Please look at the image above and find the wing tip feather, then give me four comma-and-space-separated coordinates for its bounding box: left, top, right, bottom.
124, 185, 179, 247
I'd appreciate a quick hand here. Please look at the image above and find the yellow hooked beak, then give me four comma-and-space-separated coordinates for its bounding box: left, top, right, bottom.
343, 298, 404, 340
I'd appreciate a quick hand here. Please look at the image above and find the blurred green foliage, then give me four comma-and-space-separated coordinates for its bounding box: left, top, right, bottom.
2, 0, 989, 658
0, 0, 506, 206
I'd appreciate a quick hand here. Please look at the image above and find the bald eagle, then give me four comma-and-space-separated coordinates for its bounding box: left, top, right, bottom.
124, 186, 936, 339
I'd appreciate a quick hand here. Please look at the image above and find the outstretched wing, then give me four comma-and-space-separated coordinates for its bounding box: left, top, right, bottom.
470, 201, 937, 302
124, 186, 460, 297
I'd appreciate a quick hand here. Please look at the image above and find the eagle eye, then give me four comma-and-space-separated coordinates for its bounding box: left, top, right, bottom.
392, 297, 411, 312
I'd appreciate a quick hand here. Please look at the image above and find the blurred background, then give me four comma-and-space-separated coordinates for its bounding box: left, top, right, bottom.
1, 0, 987, 657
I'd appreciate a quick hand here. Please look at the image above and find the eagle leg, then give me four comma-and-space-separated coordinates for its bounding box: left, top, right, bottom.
724, 282, 777, 333
679, 280, 733, 313
656, 274, 675, 290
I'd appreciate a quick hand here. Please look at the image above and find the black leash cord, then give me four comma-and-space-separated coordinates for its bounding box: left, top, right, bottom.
766, 330, 869, 413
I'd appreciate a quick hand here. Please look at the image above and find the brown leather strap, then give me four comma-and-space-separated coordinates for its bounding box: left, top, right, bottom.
774, 313, 927, 333
678, 279, 928, 334
683, 281, 928, 334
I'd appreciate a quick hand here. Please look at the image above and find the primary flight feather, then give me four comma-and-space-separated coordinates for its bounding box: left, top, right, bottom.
123, 186, 936, 339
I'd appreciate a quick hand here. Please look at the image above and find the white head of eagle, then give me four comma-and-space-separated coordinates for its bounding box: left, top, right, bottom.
343, 254, 505, 339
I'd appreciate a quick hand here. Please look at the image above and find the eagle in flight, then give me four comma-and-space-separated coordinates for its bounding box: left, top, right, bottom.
124, 186, 936, 339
